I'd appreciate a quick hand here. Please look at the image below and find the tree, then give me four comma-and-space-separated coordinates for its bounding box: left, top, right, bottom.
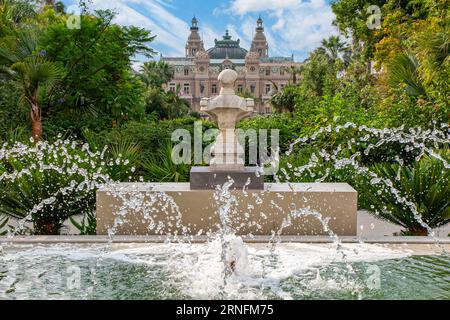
0, 0, 36, 37
286, 65, 302, 84
0, 30, 63, 139
331, 0, 386, 60
145, 87, 189, 120
320, 35, 347, 62
38, 9, 156, 132
140, 60, 174, 88
270, 85, 297, 113
299, 48, 330, 97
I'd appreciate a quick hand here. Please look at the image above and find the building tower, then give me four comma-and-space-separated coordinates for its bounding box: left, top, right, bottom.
250, 16, 268, 58
186, 16, 204, 57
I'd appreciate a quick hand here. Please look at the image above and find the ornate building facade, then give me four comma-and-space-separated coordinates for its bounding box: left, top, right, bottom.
162, 17, 302, 114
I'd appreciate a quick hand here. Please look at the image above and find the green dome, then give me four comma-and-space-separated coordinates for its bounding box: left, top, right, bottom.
206, 30, 248, 59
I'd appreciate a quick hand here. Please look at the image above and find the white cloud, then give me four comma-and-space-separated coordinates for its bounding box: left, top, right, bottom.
83, 0, 189, 57
229, 0, 299, 15
224, 0, 339, 59
226, 24, 251, 50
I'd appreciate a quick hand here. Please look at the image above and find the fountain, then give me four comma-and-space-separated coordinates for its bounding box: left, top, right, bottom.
96, 69, 358, 236
0, 97, 449, 299
190, 69, 263, 190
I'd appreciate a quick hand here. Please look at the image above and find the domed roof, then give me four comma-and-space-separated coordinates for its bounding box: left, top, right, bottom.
206, 30, 248, 60
252, 31, 267, 41
188, 31, 201, 41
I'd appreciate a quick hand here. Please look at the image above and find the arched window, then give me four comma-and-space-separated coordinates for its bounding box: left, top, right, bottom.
183, 83, 190, 95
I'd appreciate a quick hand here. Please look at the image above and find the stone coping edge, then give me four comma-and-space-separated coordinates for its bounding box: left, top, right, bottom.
0, 236, 449, 244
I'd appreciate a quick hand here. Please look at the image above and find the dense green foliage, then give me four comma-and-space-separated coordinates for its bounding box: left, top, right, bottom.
241, 0, 449, 235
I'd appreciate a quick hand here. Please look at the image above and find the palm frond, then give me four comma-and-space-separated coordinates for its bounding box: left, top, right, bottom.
141, 141, 190, 182
0, 214, 9, 236
388, 52, 426, 97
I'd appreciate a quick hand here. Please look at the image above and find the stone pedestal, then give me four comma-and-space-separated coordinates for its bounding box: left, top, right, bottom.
96, 183, 358, 236
190, 166, 264, 190
200, 69, 254, 173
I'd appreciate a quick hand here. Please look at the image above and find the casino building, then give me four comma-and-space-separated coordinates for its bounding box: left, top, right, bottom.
161, 17, 302, 114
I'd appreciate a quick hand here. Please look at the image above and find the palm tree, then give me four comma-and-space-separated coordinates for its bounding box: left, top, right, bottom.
417, 30, 450, 85
286, 65, 303, 84
0, 31, 63, 139
320, 35, 347, 62
0, 0, 36, 36
140, 60, 174, 88
270, 85, 297, 113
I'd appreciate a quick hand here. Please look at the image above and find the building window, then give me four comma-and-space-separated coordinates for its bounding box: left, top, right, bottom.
212, 84, 217, 95
200, 82, 205, 95
250, 84, 255, 94
265, 68, 270, 76
258, 49, 262, 56
183, 83, 190, 95
169, 83, 176, 92
192, 48, 197, 55
237, 84, 243, 93
265, 106, 271, 114
250, 66, 256, 72
184, 68, 189, 76
280, 68, 285, 76
265, 84, 271, 95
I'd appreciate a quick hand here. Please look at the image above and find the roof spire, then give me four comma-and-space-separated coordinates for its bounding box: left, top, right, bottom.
257, 16, 263, 30
223, 29, 231, 40
191, 16, 198, 30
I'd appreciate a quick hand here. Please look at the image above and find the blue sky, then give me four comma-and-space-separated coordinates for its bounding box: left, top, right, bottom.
62, 0, 338, 63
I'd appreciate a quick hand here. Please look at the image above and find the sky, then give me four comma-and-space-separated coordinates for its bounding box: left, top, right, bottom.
62, 0, 338, 63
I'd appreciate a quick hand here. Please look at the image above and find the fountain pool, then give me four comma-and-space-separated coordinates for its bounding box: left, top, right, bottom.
1, 242, 449, 300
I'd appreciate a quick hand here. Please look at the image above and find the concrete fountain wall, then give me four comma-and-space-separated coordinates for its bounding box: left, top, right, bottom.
96, 70, 358, 237
96, 183, 357, 236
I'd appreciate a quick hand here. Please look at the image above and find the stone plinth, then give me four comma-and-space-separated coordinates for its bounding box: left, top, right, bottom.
96, 183, 358, 236
190, 166, 264, 190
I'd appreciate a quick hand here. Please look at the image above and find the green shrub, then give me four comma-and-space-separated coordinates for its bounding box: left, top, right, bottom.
0, 139, 135, 235
141, 141, 190, 182
0, 80, 29, 141
277, 141, 449, 236
359, 154, 449, 235
69, 211, 96, 235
